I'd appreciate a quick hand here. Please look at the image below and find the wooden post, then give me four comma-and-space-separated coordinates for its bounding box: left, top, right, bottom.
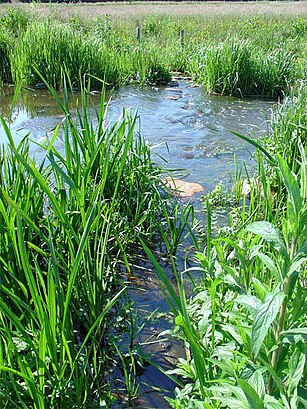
136, 26, 141, 42
180, 30, 185, 48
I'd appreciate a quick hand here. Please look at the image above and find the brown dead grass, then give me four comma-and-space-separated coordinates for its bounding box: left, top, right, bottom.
7, 1, 307, 21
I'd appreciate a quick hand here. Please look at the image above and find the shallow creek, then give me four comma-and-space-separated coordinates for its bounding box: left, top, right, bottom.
0, 81, 273, 407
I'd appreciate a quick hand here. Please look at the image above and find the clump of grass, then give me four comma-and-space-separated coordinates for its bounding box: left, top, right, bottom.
190, 40, 295, 98
266, 83, 307, 174
0, 29, 12, 84
0, 10, 306, 96
11, 19, 171, 89
191, 40, 255, 97
0, 78, 172, 407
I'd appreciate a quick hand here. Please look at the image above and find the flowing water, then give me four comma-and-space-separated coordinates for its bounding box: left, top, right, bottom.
0, 81, 272, 191
0, 81, 274, 408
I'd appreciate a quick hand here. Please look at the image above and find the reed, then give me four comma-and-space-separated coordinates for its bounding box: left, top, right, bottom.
0, 78, 172, 407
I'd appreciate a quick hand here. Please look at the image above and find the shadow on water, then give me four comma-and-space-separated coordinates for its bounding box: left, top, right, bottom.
0, 81, 274, 408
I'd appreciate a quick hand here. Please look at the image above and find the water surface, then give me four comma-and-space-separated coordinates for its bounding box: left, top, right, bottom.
0, 81, 273, 192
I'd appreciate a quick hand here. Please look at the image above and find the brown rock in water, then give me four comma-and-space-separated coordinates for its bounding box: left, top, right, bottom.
163, 177, 204, 197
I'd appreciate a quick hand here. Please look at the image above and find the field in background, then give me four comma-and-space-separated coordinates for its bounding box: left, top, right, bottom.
8, 1, 307, 20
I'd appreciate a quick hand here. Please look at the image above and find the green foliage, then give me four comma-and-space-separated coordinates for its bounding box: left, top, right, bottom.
147, 88, 307, 408
0, 11, 306, 96
0, 79, 171, 407
266, 84, 307, 174
0, 8, 306, 408
0, 29, 12, 84
9, 19, 171, 89
190, 41, 295, 98
0, 7, 30, 33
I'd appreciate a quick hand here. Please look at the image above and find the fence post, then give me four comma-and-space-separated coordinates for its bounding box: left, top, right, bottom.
180, 30, 185, 48
136, 26, 141, 42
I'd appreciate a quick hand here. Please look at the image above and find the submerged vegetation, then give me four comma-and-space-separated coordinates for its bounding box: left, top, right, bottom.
0, 3, 306, 408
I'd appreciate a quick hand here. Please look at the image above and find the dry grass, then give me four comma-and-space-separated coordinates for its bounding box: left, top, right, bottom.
8, 1, 307, 21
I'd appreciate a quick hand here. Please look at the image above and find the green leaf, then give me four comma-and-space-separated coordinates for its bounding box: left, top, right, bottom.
264, 394, 286, 409
288, 256, 307, 277
238, 379, 265, 409
277, 154, 302, 219
231, 130, 276, 165
252, 277, 269, 302
207, 358, 237, 378
246, 222, 287, 257
297, 386, 307, 408
248, 369, 266, 399
299, 141, 307, 200
141, 239, 181, 314
252, 290, 285, 357
210, 384, 250, 409
236, 294, 261, 314
257, 253, 284, 284
281, 327, 307, 337
287, 349, 305, 396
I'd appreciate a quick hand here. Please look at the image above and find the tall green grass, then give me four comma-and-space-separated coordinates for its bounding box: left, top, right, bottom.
266, 84, 307, 174
0, 78, 172, 407
11, 19, 171, 89
0, 9, 306, 96
189, 41, 295, 98
0, 29, 12, 84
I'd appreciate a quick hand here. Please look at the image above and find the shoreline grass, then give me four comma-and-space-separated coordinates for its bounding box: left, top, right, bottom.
0, 7, 306, 97
0, 78, 176, 407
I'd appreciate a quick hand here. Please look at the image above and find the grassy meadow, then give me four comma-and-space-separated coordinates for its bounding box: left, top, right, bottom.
0, 2, 306, 408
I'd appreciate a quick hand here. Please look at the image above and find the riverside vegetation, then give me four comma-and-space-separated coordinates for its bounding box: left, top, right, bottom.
146, 83, 307, 408
0, 7, 306, 96
0, 5, 306, 409
0, 76, 187, 407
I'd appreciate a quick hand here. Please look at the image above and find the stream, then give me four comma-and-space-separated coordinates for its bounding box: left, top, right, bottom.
0, 80, 274, 408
